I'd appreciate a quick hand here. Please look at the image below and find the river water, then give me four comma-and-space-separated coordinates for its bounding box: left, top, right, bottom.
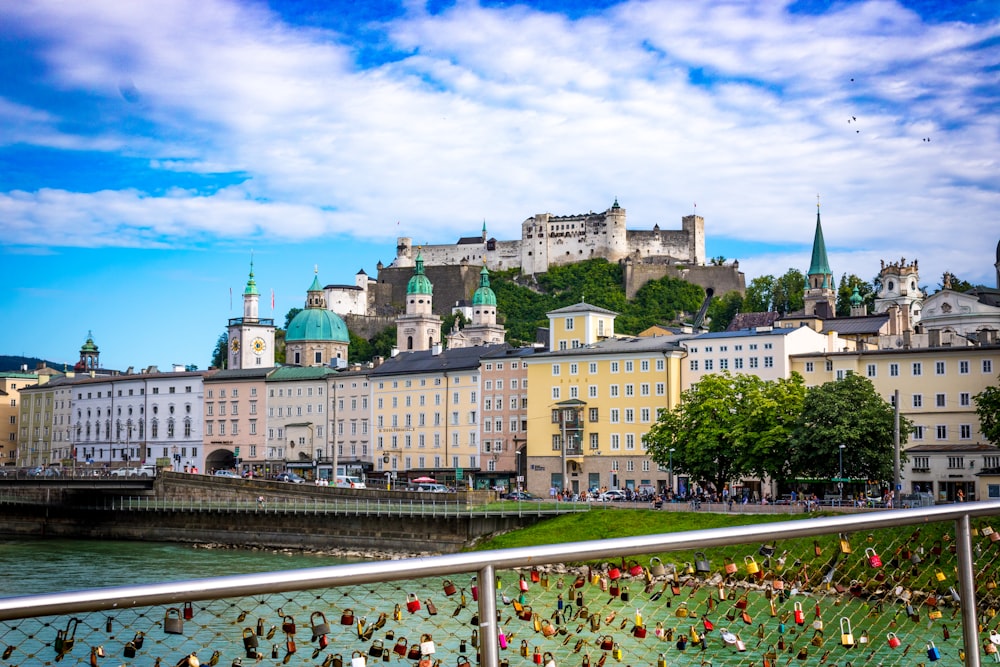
0, 538, 348, 597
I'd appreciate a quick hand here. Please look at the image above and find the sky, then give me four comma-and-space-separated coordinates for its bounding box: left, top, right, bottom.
2, 0, 999, 372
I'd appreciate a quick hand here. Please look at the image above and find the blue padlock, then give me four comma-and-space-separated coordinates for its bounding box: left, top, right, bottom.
927, 642, 941, 661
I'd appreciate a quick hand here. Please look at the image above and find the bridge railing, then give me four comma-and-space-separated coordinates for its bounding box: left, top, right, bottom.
1, 502, 998, 667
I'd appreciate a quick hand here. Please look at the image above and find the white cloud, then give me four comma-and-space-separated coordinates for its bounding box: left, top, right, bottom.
2, 0, 999, 286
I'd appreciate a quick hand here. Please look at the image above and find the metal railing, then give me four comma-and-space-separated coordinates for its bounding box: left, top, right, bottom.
1, 501, 998, 667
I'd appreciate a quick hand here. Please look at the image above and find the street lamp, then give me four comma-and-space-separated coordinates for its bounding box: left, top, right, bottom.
515, 450, 522, 492
838, 444, 846, 500
668, 448, 676, 498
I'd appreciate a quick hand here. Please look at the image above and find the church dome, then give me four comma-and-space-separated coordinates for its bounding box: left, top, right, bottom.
850, 286, 863, 307
285, 308, 350, 343
407, 253, 433, 295
472, 266, 497, 306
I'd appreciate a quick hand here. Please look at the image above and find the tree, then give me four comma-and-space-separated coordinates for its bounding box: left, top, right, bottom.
790, 373, 908, 483
643, 372, 803, 494
974, 378, 1000, 447
836, 274, 875, 316
706, 291, 743, 332
743, 275, 776, 312
284, 308, 302, 329
210, 331, 228, 369
772, 269, 805, 315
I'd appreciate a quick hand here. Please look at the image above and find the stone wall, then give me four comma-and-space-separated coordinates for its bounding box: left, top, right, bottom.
376, 264, 483, 318
622, 260, 745, 301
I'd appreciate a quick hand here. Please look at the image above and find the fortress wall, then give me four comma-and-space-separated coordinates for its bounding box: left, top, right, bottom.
623, 262, 745, 300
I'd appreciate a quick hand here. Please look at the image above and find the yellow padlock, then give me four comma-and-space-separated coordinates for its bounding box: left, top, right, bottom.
839, 533, 852, 554
745, 556, 759, 575
935, 569, 946, 582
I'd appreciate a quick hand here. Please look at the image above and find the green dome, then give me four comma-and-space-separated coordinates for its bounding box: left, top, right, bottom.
285, 308, 350, 343
406, 254, 433, 296
80, 331, 98, 352
472, 266, 497, 306
850, 286, 863, 306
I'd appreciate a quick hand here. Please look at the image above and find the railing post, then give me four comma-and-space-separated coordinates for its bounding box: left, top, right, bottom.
955, 512, 980, 667
478, 564, 499, 667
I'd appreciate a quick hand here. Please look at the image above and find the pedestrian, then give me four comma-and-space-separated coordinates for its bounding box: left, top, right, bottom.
957, 489, 965, 502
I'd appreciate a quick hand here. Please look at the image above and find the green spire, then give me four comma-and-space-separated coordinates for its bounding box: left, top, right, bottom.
308, 265, 323, 294
406, 253, 433, 295
472, 265, 497, 306
850, 286, 863, 306
808, 204, 832, 277
244, 256, 259, 295
81, 331, 98, 352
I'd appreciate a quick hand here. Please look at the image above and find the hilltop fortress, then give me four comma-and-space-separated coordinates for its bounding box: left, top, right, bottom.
392, 199, 707, 276
327, 201, 744, 335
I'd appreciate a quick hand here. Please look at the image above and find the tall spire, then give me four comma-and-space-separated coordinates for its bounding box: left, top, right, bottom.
808, 197, 832, 277
244, 253, 259, 295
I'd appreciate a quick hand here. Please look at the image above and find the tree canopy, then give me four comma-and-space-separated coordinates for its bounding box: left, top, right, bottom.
835, 273, 875, 316
975, 378, 1000, 447
645, 371, 905, 493
743, 269, 805, 315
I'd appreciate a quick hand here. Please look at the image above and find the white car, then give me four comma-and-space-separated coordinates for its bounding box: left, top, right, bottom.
334, 476, 367, 489
600, 489, 626, 502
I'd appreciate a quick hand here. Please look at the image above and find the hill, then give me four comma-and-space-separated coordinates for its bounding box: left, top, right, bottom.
0, 355, 67, 373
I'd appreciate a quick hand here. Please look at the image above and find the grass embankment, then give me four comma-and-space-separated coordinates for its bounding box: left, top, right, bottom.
472, 510, 800, 552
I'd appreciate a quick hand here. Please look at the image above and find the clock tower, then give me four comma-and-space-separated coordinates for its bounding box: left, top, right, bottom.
227, 259, 275, 368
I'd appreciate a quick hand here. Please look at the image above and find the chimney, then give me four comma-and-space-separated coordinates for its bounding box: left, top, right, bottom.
390, 347, 399, 358
432, 343, 443, 356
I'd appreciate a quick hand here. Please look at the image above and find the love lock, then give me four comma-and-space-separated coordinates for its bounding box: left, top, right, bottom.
312, 612, 331, 638
420, 634, 436, 655
282, 616, 296, 635
164, 608, 185, 635
243, 628, 259, 652
341, 608, 355, 626
352, 650, 367, 667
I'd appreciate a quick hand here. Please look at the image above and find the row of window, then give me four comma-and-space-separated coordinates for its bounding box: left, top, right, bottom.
551, 383, 666, 400
375, 411, 479, 428
691, 357, 774, 371
376, 432, 478, 448
551, 359, 666, 375
689, 343, 772, 353
805, 358, 994, 376
377, 375, 477, 389
910, 424, 975, 440
77, 385, 193, 399
551, 432, 648, 450
909, 392, 973, 409
912, 455, 1000, 470
376, 455, 475, 471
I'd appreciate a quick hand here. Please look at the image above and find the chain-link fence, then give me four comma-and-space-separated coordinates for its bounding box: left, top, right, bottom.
1, 502, 998, 667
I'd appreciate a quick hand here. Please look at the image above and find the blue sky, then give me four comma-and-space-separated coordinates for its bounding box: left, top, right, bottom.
2, 0, 998, 371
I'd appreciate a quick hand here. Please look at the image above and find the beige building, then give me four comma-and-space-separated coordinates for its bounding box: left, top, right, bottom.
331, 368, 374, 481
203, 368, 269, 474
265, 366, 337, 480
17, 374, 75, 469
790, 344, 1000, 501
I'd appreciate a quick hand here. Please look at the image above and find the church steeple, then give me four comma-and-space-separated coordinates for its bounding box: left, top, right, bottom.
803, 198, 836, 318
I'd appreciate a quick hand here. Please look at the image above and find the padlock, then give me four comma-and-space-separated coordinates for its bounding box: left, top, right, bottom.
633, 625, 647, 639
735, 634, 746, 652
498, 628, 508, 650
839, 618, 854, 646
164, 607, 185, 635
935, 569, 946, 582
443, 579, 457, 596
609, 582, 620, 597
608, 563, 621, 580
393, 638, 408, 656
133, 631, 144, 650
612, 643, 623, 660
542, 620, 556, 638
311, 611, 331, 638
243, 628, 259, 651
676, 602, 689, 618
280, 615, 295, 635
735, 594, 748, 610
352, 650, 366, 667
650, 557, 666, 577
407, 593, 422, 613
745, 556, 759, 575
927, 641, 941, 661
419, 634, 435, 656
369, 640, 384, 657
621, 586, 630, 602
694, 552, 711, 572
887, 632, 901, 648
183, 601, 194, 620
865, 547, 882, 567
794, 602, 804, 625
532, 646, 543, 664
839, 533, 852, 554
543, 651, 555, 667
520, 575, 530, 592
654, 622, 665, 638
232, 659, 243, 667
124, 641, 137, 658
930, 540, 943, 556
392, 604, 402, 622
471, 577, 479, 601
676, 634, 688, 651
287, 636, 297, 654
340, 608, 355, 626
689, 626, 700, 644
724, 557, 738, 575
599, 635, 614, 651
811, 630, 824, 647
426, 599, 437, 616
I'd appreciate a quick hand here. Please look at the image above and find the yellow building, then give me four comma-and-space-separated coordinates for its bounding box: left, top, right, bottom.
525, 303, 686, 496
790, 344, 1000, 501
0, 371, 38, 467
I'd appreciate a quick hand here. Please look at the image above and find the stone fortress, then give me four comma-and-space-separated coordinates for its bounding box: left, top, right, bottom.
326, 200, 745, 336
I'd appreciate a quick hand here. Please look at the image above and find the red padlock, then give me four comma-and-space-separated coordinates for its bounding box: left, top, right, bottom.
533, 647, 542, 664
443, 580, 457, 596
530, 569, 540, 583
608, 564, 621, 580
183, 602, 194, 620
471, 578, 479, 602
866, 548, 882, 568
519, 576, 529, 592
794, 602, 804, 625
406, 593, 421, 613
887, 633, 901, 649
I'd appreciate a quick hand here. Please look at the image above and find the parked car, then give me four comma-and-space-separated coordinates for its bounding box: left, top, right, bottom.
213, 469, 241, 479
502, 491, 538, 501
900, 492, 935, 508
110, 467, 137, 477
274, 472, 305, 484
409, 483, 449, 493
28, 466, 62, 478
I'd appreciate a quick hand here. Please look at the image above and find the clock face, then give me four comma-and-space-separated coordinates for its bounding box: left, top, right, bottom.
230, 338, 240, 353
252, 337, 266, 354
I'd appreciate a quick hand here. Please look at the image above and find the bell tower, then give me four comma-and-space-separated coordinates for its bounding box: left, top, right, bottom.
396, 253, 442, 352
227, 257, 276, 369
803, 199, 836, 318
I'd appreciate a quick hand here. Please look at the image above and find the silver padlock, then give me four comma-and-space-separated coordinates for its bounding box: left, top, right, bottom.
164, 608, 184, 635
311, 612, 331, 637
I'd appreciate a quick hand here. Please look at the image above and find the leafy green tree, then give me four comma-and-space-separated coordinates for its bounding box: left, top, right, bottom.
772, 269, 805, 315
210, 331, 228, 369
743, 275, 776, 312
790, 373, 908, 482
741, 374, 807, 485
709, 256, 727, 266
369, 326, 397, 359
706, 291, 744, 332
618, 275, 705, 333
643, 374, 743, 494
836, 274, 875, 316
348, 331, 373, 364
974, 378, 1000, 447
